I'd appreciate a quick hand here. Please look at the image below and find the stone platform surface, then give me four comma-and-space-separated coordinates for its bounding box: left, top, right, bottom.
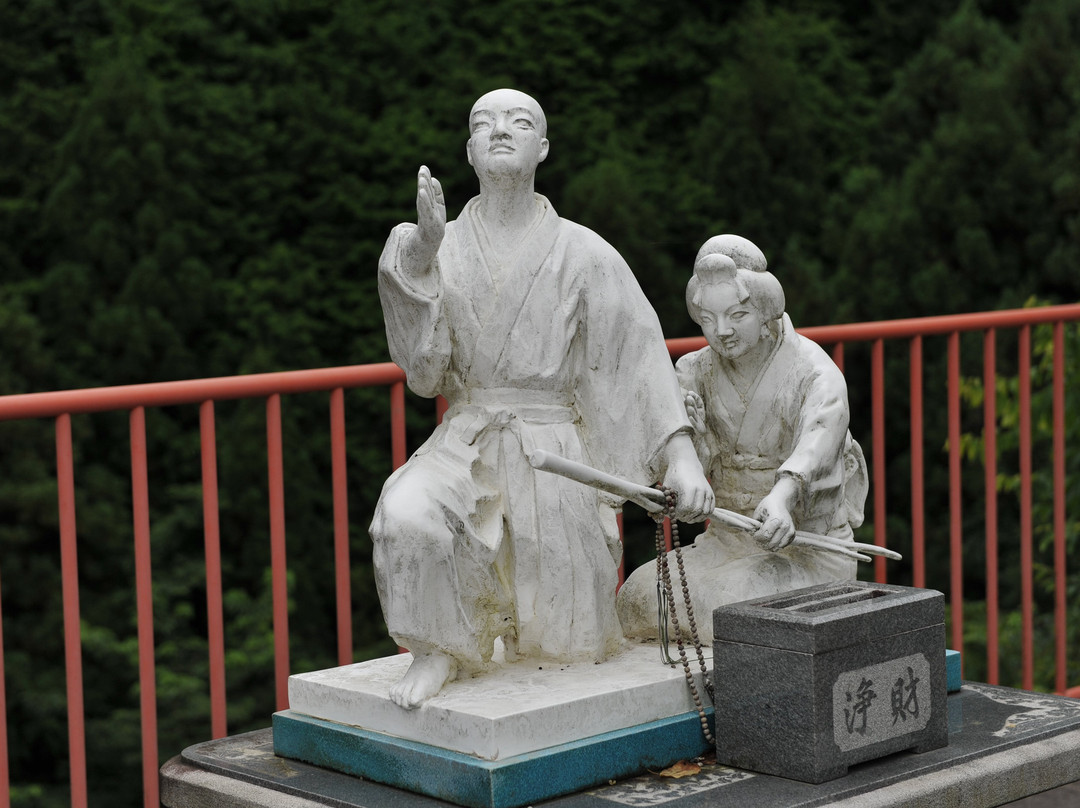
162, 682, 1080, 808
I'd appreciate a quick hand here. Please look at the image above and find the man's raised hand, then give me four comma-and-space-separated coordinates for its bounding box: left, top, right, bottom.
417, 165, 445, 242
402, 165, 446, 277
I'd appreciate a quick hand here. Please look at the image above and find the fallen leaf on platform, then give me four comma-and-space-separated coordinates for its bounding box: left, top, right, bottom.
658, 760, 701, 778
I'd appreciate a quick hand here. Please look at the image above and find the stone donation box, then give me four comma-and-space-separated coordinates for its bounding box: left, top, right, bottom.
712, 581, 948, 783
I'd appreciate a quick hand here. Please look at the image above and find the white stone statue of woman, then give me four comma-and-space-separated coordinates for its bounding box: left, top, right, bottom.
616, 235, 868, 644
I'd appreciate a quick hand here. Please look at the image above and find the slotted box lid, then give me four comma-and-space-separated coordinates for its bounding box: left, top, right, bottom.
712, 581, 944, 654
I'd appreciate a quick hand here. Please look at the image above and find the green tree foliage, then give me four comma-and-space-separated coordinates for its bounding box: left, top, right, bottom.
683, 3, 874, 327
0, 0, 1078, 804
837, 0, 1080, 323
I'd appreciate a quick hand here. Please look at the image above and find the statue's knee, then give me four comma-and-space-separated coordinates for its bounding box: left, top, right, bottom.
373, 485, 449, 547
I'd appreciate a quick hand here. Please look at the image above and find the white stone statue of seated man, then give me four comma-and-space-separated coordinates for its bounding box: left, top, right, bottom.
616, 235, 868, 644
371, 88, 713, 709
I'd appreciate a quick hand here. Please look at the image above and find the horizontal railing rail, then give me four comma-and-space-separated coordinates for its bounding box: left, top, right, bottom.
0, 363, 407, 420
0, 302, 1076, 808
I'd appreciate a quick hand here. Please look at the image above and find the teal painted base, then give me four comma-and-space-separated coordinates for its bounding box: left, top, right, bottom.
946, 649, 962, 692
273, 708, 714, 808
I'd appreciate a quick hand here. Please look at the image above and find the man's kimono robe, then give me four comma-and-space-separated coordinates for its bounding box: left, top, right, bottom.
372, 194, 690, 667
617, 314, 868, 644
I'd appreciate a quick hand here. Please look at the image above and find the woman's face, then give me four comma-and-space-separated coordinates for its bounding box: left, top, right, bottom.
697, 282, 765, 360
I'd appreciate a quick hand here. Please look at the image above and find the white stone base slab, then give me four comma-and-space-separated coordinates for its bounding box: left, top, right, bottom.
287, 642, 710, 761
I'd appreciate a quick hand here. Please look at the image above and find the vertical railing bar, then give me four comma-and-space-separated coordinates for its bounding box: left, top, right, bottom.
390, 382, 407, 472
129, 407, 159, 808
199, 401, 227, 739
947, 332, 964, 666
909, 337, 926, 589
1018, 326, 1034, 691
1052, 321, 1067, 694
831, 342, 844, 374
0, 562, 9, 808
983, 330, 999, 685
871, 339, 887, 583
56, 414, 88, 808
266, 394, 290, 710
330, 389, 353, 667
388, 384, 409, 655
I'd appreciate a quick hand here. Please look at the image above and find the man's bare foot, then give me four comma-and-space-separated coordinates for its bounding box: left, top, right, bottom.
389, 652, 456, 709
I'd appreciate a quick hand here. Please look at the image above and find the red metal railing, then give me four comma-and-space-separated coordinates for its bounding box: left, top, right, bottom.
0, 304, 1076, 807
0, 365, 403, 808
794, 305, 1079, 697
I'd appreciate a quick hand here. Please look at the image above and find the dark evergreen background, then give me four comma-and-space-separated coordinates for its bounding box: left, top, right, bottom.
1, 1, 1078, 804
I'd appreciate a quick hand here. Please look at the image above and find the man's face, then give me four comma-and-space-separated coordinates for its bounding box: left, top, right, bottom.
697, 282, 765, 360
466, 89, 549, 180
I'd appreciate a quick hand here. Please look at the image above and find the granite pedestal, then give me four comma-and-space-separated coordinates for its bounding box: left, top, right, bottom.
712, 581, 948, 783
161, 682, 1080, 808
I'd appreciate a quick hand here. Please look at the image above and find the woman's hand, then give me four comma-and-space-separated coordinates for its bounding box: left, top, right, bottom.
752, 476, 800, 551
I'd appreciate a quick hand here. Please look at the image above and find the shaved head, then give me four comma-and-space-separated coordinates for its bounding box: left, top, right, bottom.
470, 89, 547, 138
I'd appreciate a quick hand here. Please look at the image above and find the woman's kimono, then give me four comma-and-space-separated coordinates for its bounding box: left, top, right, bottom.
372, 194, 692, 667
616, 314, 867, 644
